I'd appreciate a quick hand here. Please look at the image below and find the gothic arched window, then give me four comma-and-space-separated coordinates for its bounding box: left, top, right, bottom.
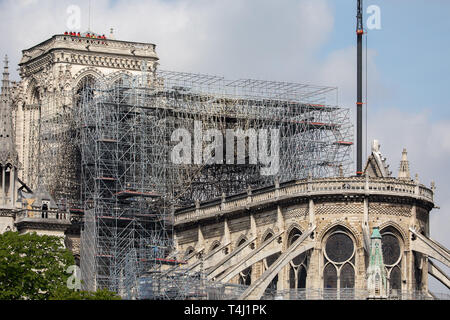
238, 238, 252, 286
75, 75, 96, 107
322, 228, 356, 298
31, 87, 40, 106
209, 241, 220, 253
262, 232, 278, 296
381, 226, 403, 295
184, 246, 194, 258
288, 228, 308, 291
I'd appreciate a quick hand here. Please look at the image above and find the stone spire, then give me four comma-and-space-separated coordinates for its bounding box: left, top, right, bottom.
1, 55, 10, 101
0, 55, 19, 167
367, 227, 388, 299
398, 148, 410, 180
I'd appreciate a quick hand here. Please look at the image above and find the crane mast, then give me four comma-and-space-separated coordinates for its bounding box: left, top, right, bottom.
356, 0, 364, 176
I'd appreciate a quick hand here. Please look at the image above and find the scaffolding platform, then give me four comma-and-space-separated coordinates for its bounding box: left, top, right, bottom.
114, 190, 161, 199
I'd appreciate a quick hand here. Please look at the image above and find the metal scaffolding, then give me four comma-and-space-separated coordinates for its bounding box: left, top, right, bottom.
29, 65, 353, 297
79, 74, 173, 292
156, 69, 353, 205
29, 90, 81, 211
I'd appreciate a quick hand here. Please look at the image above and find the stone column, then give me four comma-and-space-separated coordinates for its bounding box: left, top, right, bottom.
421, 255, 428, 292
1, 166, 5, 205
9, 167, 15, 206
276, 204, 286, 290
308, 199, 315, 228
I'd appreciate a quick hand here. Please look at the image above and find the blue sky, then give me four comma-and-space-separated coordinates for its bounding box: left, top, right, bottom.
0, 0, 449, 293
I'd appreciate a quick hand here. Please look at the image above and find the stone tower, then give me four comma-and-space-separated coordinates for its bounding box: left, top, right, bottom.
10, 32, 159, 204
0, 55, 20, 210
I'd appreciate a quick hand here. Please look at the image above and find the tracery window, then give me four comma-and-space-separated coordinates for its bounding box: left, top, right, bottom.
322, 228, 356, 298
75, 75, 96, 107
31, 87, 40, 106
381, 227, 403, 295
238, 238, 252, 286
288, 228, 308, 291
262, 232, 278, 295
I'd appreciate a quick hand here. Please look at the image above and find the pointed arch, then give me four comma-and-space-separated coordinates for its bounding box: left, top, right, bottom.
318, 221, 361, 247
106, 70, 133, 85
184, 246, 195, 258
73, 67, 104, 88
236, 234, 248, 248
209, 240, 221, 253
24, 78, 40, 105
286, 223, 304, 245
379, 221, 408, 246
260, 228, 275, 244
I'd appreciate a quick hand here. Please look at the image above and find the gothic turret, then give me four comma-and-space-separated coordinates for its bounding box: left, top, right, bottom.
398, 148, 411, 180
0, 55, 20, 208
367, 227, 388, 299
0, 55, 19, 168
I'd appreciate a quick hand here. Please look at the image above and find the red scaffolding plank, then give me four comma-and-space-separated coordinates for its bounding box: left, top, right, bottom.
336, 141, 353, 146
96, 177, 116, 181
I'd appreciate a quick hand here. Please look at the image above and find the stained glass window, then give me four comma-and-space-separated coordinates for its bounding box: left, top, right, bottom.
265, 275, 278, 295
381, 234, 401, 265
289, 229, 306, 265
288, 228, 302, 246
323, 230, 356, 293
325, 233, 354, 263
381, 228, 404, 292
298, 266, 307, 289
324, 264, 337, 289
390, 266, 401, 290
239, 266, 252, 286
340, 263, 355, 289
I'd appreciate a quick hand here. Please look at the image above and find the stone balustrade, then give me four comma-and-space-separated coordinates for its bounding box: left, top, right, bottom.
174, 177, 434, 225
23, 35, 157, 62
15, 209, 70, 222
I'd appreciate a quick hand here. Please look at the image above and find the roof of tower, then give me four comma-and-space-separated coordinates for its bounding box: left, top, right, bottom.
370, 227, 382, 239
0, 55, 20, 167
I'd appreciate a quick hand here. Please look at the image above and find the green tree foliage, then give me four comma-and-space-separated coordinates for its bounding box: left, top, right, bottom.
50, 288, 121, 300
0, 231, 120, 300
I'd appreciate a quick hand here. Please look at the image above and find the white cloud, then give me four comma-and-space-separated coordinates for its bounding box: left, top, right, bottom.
0, 0, 335, 80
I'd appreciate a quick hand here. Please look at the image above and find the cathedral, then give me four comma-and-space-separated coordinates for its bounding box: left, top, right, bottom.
174, 141, 449, 299
0, 31, 158, 265
0, 31, 449, 299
